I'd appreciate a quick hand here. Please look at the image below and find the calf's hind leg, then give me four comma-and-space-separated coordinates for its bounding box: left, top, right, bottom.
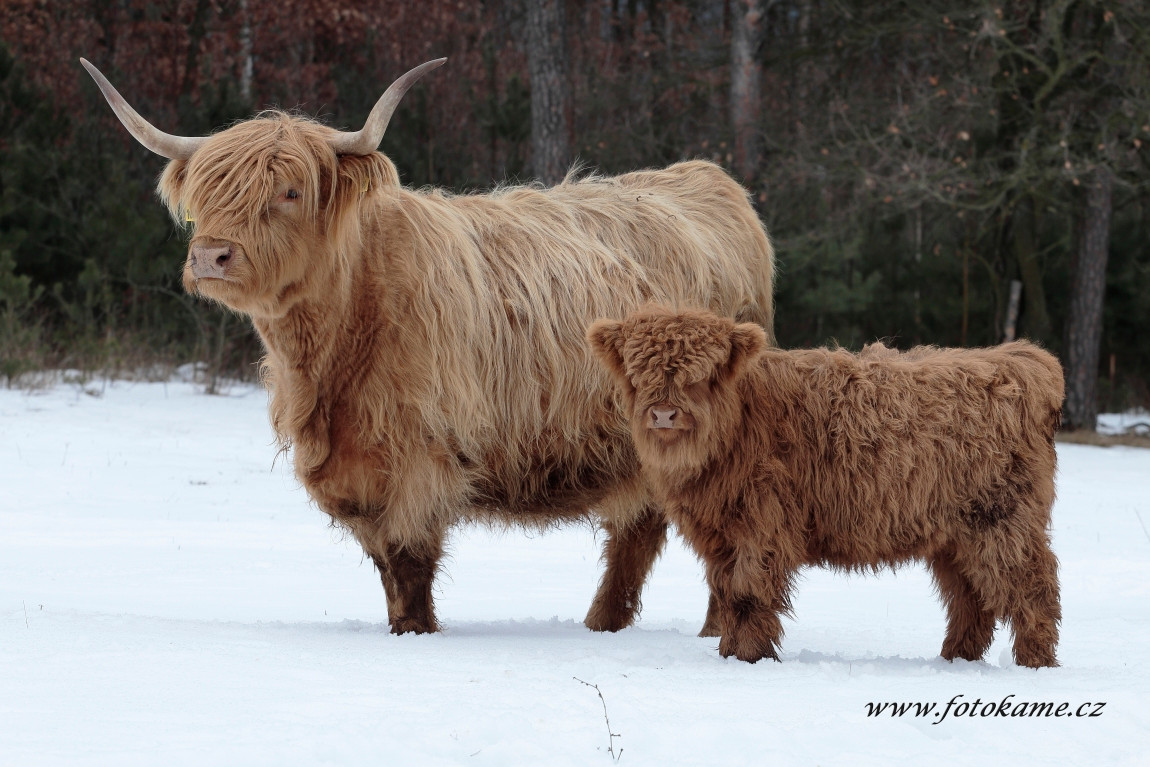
957, 522, 1060, 669
698, 592, 723, 638
1004, 534, 1061, 668
928, 550, 996, 662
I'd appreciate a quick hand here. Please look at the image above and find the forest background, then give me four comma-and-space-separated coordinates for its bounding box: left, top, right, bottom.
1, 0, 1147, 430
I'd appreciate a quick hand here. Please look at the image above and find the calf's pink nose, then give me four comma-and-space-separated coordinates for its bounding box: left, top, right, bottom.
651, 407, 678, 429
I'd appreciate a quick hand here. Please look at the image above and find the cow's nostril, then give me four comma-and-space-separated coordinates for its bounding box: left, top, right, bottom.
216, 250, 231, 266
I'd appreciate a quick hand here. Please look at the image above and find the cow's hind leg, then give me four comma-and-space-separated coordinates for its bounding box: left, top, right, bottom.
585, 503, 668, 632
929, 550, 996, 663
371, 537, 444, 635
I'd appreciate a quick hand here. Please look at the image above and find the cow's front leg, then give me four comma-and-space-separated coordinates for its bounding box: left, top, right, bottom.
585, 503, 669, 632
370, 537, 444, 634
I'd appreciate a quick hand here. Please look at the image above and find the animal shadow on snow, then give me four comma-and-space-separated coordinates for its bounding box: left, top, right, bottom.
787, 647, 1010, 674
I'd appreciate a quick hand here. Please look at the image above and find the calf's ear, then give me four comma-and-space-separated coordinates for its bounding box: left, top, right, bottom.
723, 322, 768, 382
587, 319, 630, 385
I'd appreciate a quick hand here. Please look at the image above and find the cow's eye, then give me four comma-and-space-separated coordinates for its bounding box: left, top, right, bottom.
284, 189, 299, 200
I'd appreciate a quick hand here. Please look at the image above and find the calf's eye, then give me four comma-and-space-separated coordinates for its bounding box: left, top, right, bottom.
285, 189, 299, 200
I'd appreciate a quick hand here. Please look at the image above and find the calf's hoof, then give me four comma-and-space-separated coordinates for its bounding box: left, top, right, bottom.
698, 622, 722, 638
583, 611, 631, 633
940, 644, 988, 663
1014, 649, 1059, 669
718, 633, 780, 664
389, 616, 437, 635
583, 599, 636, 633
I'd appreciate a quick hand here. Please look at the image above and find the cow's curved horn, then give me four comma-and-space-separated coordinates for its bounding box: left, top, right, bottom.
328, 58, 447, 156
80, 58, 207, 161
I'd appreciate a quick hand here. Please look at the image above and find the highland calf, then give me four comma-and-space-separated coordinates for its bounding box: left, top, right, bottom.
82, 59, 774, 636
589, 307, 1063, 667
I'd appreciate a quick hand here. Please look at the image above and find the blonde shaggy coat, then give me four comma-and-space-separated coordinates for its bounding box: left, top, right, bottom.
590, 307, 1062, 667
157, 113, 774, 634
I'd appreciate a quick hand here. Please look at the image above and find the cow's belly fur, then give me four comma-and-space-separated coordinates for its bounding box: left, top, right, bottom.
297, 397, 647, 548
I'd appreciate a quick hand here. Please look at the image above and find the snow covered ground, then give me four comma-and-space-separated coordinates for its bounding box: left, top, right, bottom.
2, 378, 1148, 766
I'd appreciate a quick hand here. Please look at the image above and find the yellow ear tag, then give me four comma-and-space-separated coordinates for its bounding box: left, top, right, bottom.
185, 211, 196, 223
362, 178, 370, 194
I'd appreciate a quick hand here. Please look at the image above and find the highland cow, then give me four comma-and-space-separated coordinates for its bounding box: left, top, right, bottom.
81, 58, 774, 635
589, 307, 1063, 667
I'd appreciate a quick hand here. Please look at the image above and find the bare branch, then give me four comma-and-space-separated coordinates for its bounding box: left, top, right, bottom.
573, 677, 622, 762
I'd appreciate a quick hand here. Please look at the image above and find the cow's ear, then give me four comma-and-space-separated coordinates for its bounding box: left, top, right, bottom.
336, 153, 400, 203
329, 154, 402, 245
723, 322, 768, 382
587, 319, 630, 387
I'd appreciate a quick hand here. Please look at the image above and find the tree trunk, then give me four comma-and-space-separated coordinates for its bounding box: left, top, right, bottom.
731, 0, 767, 185
1003, 279, 1022, 342
239, 0, 253, 105
526, 0, 571, 186
1063, 165, 1114, 431
1014, 193, 1052, 343
181, 0, 212, 100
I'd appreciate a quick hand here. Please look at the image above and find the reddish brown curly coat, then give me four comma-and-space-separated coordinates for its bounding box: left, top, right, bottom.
590, 307, 1063, 667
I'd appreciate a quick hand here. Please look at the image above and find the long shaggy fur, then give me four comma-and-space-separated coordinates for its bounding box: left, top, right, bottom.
156, 112, 775, 635
590, 307, 1062, 667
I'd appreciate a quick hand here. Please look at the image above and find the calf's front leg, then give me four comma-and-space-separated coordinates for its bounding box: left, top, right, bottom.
711, 562, 794, 663
674, 496, 798, 662
700, 528, 798, 663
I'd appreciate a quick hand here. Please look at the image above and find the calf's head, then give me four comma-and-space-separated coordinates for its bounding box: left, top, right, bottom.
80, 57, 445, 319
588, 307, 767, 473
